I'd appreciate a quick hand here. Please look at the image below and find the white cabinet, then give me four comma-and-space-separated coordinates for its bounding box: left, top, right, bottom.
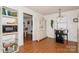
0, 6, 19, 53
37, 17, 46, 41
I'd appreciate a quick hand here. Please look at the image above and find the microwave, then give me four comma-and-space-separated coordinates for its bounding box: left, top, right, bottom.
3, 25, 18, 33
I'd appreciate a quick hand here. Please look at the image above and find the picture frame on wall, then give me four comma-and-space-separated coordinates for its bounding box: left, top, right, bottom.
51, 20, 53, 28
73, 18, 78, 23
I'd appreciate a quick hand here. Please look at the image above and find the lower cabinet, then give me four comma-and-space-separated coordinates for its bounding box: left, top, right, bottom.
55, 30, 68, 43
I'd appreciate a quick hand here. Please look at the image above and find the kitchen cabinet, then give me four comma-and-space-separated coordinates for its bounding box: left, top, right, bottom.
0, 6, 19, 53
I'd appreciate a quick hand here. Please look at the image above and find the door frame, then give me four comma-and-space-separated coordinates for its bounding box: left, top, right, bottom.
23, 12, 33, 41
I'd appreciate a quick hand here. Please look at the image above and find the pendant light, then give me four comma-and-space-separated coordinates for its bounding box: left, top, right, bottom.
57, 8, 65, 30
57, 8, 63, 22
58, 8, 63, 18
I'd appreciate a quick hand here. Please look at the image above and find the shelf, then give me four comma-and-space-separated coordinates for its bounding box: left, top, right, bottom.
2, 15, 18, 25
2, 24, 18, 26
3, 32, 18, 36
1, 6, 19, 53
2, 6, 17, 18
2, 15, 17, 19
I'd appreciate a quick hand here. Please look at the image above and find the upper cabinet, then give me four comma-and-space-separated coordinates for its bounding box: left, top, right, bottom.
2, 7, 18, 25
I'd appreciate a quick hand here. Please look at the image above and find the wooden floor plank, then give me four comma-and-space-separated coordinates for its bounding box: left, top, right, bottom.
19, 35, 77, 53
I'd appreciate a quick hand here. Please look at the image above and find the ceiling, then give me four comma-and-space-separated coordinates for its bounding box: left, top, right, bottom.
26, 6, 79, 15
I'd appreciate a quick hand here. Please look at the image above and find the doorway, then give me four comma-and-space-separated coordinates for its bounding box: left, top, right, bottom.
23, 13, 33, 42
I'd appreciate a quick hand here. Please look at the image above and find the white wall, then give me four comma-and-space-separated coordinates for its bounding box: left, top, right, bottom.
44, 9, 79, 42
7, 6, 46, 46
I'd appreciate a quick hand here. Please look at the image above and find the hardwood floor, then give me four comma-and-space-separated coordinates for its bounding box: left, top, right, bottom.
19, 37, 77, 53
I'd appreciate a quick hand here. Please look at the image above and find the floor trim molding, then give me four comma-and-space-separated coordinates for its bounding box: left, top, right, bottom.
36, 37, 77, 44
